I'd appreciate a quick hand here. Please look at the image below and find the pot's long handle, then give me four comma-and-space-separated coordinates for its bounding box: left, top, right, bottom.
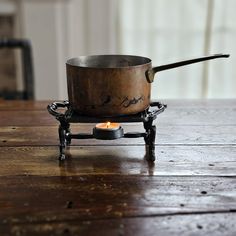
146, 54, 230, 83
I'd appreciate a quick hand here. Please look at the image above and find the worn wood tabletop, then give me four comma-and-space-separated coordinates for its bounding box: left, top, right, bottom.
0, 99, 235, 236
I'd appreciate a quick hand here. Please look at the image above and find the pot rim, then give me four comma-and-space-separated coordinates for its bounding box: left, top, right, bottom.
66, 54, 152, 69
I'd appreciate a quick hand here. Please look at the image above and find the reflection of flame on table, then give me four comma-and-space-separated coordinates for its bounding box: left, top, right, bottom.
58, 146, 155, 176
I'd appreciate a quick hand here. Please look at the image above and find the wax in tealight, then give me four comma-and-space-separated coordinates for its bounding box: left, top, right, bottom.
95, 122, 120, 130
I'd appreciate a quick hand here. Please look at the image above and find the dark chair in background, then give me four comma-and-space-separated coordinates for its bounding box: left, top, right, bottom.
0, 38, 34, 100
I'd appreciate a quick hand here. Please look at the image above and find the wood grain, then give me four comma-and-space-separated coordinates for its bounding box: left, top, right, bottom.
0, 125, 236, 146
0, 111, 56, 126
0, 104, 236, 126
1, 213, 236, 236
0, 100, 50, 111
0, 100, 235, 236
0, 175, 235, 224
0, 146, 235, 176
0, 100, 235, 127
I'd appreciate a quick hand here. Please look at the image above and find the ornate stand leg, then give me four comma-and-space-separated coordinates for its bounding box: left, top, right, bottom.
148, 125, 156, 161
58, 121, 70, 161
47, 101, 71, 161
143, 120, 156, 161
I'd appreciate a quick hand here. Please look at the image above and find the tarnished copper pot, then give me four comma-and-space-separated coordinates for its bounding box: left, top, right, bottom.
66, 54, 229, 117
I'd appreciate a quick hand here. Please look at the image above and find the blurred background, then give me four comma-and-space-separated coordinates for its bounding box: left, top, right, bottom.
0, 0, 235, 100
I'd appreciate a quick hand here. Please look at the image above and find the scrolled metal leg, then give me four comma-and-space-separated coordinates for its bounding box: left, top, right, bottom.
58, 125, 66, 161
65, 127, 71, 145
144, 121, 156, 161
148, 125, 156, 161
58, 122, 70, 161
143, 120, 153, 145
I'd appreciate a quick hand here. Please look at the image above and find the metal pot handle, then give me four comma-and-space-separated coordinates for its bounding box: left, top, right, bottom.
146, 54, 230, 83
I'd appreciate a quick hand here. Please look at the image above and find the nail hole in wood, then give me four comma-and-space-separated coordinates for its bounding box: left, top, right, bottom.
180, 203, 185, 207
201, 191, 207, 195
66, 201, 73, 209
63, 228, 70, 234
208, 163, 215, 166
197, 224, 203, 229
2, 140, 7, 143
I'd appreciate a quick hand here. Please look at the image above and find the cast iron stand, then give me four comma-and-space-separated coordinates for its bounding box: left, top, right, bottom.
47, 101, 166, 161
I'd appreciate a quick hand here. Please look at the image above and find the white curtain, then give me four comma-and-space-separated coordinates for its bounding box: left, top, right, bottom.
118, 0, 236, 99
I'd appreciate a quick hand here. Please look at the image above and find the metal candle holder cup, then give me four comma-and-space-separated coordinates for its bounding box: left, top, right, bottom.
93, 126, 124, 140
93, 122, 124, 140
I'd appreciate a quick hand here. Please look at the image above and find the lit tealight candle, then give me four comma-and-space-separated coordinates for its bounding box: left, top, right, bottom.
95, 122, 120, 131
93, 122, 123, 140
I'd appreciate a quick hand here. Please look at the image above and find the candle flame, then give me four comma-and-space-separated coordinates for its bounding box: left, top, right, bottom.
106, 122, 111, 128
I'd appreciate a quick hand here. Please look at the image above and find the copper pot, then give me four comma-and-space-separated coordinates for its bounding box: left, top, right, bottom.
66, 54, 229, 117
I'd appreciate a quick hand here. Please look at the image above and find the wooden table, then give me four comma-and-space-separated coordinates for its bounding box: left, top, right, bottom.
0, 100, 235, 235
